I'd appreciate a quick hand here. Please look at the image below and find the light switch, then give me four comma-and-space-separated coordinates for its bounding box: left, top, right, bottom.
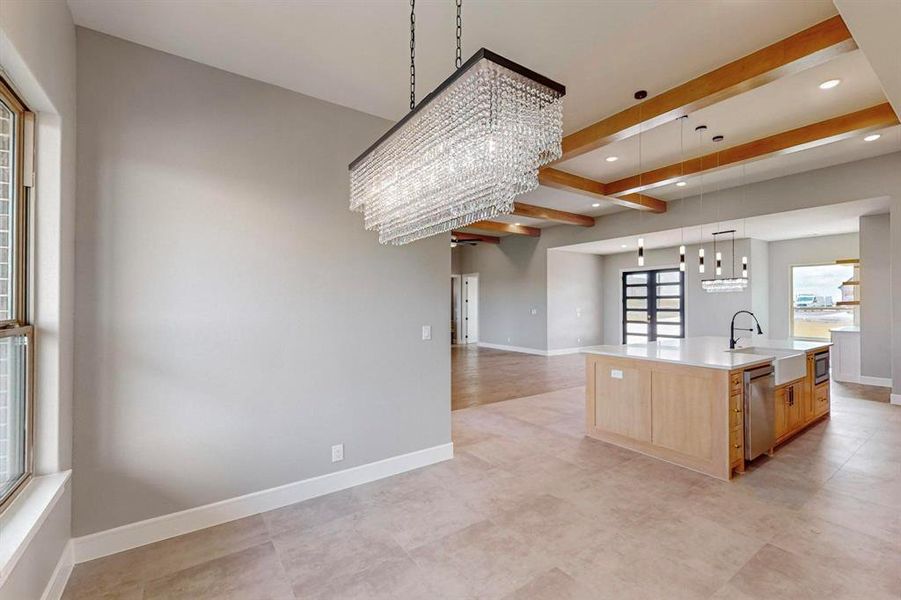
530, 308, 538, 315
611, 369, 623, 379
421, 325, 432, 340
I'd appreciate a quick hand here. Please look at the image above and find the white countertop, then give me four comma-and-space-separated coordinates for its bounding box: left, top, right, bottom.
581, 336, 831, 371
830, 326, 860, 333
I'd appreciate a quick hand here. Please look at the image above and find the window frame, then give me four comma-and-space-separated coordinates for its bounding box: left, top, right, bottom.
789, 261, 855, 342
0, 75, 34, 514
622, 267, 686, 343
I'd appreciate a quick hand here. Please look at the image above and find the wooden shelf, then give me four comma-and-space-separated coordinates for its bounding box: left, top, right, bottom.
836, 301, 860, 306
835, 258, 860, 264
842, 280, 860, 286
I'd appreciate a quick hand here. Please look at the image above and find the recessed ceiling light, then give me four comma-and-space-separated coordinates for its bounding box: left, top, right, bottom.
591, 203, 601, 207
676, 181, 687, 187
605, 156, 618, 162
864, 134, 881, 142
514, 222, 521, 226
819, 79, 841, 90
620, 244, 628, 248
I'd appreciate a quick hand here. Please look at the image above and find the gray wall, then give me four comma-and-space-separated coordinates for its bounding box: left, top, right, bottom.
893, 202, 901, 396
460, 153, 901, 380
859, 214, 892, 379
600, 239, 756, 345
749, 239, 771, 335
454, 236, 547, 350
547, 250, 604, 350
767, 233, 860, 340
73, 29, 450, 536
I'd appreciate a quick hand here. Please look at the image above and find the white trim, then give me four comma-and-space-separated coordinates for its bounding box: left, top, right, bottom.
40, 540, 73, 600
0, 471, 71, 587
546, 347, 587, 356
858, 375, 893, 388
477, 342, 589, 357
477, 342, 548, 356
71, 443, 453, 564
891, 393, 901, 406
834, 374, 893, 387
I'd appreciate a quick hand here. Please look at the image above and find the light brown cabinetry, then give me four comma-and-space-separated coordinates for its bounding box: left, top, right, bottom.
586, 355, 730, 480
774, 350, 830, 445
775, 380, 804, 441
814, 381, 830, 416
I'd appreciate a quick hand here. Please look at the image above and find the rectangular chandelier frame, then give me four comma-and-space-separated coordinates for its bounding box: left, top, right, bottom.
349, 49, 565, 170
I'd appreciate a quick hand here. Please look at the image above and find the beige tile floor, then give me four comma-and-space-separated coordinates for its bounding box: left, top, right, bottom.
64, 384, 901, 599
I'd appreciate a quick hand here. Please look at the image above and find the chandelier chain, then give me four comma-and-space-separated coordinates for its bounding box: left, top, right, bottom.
410, 0, 416, 110
455, 0, 463, 69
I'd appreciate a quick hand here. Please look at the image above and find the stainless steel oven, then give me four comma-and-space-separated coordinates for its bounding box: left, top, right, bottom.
814, 350, 830, 385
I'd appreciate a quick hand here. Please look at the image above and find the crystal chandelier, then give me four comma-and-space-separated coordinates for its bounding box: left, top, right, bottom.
349, 1, 565, 245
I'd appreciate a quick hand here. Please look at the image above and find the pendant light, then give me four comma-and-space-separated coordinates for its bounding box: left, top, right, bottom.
349, 0, 566, 245
696, 125, 707, 274
635, 91, 646, 266
700, 149, 748, 292
701, 230, 749, 292
678, 116, 687, 272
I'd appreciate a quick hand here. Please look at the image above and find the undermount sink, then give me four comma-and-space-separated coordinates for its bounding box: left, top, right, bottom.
728, 346, 807, 386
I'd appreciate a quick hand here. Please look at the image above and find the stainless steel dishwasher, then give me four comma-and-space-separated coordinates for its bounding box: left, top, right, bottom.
743, 364, 775, 461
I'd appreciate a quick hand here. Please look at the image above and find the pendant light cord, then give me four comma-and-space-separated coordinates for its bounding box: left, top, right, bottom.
410, 0, 416, 110
456, 0, 463, 69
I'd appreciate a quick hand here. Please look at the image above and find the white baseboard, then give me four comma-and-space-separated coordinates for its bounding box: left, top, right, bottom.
477, 342, 588, 357
835, 374, 893, 388
40, 540, 73, 600
546, 347, 587, 356
477, 342, 548, 356
71, 442, 453, 564
858, 375, 892, 388
891, 393, 901, 406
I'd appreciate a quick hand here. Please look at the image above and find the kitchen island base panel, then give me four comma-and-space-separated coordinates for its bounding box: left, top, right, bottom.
586, 355, 732, 481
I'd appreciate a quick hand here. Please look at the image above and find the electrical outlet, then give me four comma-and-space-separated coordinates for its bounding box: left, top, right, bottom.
577, 337, 582, 343
507, 337, 512, 342
530, 308, 537, 315
421, 325, 432, 340
611, 369, 624, 379
331, 444, 344, 463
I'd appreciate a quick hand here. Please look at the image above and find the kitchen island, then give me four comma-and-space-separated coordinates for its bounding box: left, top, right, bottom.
582, 336, 831, 480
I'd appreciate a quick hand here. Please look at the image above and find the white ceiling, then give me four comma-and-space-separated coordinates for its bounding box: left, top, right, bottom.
67, 0, 898, 225
67, 0, 838, 132
559, 50, 889, 181
558, 196, 892, 255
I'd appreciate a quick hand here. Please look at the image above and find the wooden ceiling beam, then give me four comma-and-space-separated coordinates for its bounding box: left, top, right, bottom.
512, 202, 595, 227
468, 220, 541, 237
451, 231, 500, 244
538, 168, 668, 213
557, 15, 857, 162
604, 103, 899, 196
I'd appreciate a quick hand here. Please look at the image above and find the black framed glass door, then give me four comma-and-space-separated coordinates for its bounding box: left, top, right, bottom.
622, 268, 685, 344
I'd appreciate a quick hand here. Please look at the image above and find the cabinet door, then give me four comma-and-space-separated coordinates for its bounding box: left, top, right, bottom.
774, 386, 787, 439
814, 382, 830, 416
594, 361, 652, 442
786, 383, 803, 432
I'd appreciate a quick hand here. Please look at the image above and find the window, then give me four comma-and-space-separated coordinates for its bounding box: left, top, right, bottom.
790, 263, 855, 340
622, 268, 685, 344
0, 76, 33, 512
